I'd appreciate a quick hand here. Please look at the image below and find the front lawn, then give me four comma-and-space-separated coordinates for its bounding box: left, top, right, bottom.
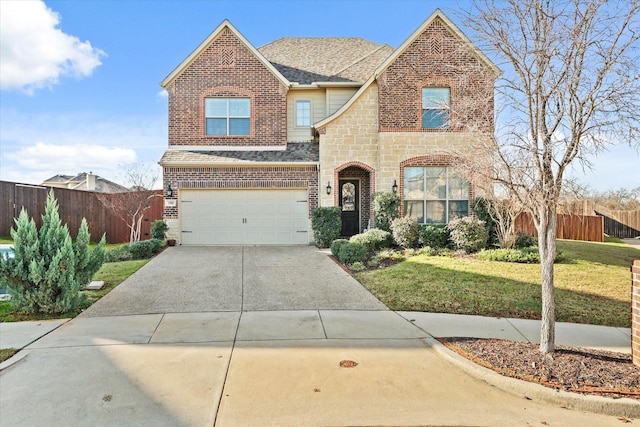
355, 239, 638, 327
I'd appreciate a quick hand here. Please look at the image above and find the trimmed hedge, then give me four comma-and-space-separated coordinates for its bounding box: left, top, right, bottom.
349, 228, 392, 253
330, 239, 350, 258
418, 224, 451, 249
337, 242, 368, 265
311, 207, 342, 248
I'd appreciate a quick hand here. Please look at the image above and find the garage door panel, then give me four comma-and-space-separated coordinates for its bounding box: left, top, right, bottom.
181, 189, 308, 245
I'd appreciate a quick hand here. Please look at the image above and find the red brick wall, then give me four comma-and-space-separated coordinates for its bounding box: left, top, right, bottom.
378, 17, 495, 133
632, 260, 640, 367
167, 28, 287, 147
162, 166, 318, 219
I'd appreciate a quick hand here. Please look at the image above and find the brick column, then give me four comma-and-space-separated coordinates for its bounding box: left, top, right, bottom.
632, 260, 640, 367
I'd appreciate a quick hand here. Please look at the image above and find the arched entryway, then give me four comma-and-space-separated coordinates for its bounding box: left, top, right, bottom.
335, 162, 375, 238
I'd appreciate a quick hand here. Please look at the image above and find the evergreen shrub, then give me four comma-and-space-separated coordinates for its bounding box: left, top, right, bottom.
418, 225, 451, 249
0, 191, 105, 314
349, 228, 392, 253
448, 217, 488, 253
373, 192, 400, 232
338, 242, 368, 264
311, 207, 342, 248
391, 217, 420, 248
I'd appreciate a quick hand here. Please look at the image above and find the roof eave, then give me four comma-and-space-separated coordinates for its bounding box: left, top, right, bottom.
160, 160, 319, 167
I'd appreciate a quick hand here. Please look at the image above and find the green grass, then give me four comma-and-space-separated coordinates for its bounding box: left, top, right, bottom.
0, 259, 148, 322
0, 348, 18, 363
355, 239, 639, 328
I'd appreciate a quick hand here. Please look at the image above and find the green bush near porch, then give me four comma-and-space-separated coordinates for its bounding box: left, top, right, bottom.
311, 207, 342, 248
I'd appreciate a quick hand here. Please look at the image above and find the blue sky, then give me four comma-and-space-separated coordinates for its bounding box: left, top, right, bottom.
0, 0, 638, 191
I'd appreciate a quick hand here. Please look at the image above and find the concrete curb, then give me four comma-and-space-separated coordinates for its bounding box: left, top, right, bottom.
0, 350, 28, 373
428, 337, 640, 418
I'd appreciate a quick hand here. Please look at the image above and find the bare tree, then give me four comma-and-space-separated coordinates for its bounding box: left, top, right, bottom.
457, 0, 640, 353
97, 164, 160, 245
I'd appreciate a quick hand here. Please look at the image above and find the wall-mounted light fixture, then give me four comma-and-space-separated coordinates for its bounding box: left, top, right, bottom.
392, 180, 398, 193
326, 181, 332, 195
166, 184, 173, 197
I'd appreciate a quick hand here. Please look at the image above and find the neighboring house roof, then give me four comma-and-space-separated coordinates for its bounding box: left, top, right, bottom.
315, 9, 501, 130
160, 142, 319, 166
161, 19, 290, 89
258, 38, 394, 84
41, 172, 129, 193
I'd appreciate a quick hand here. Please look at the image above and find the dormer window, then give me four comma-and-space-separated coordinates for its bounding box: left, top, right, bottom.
422, 87, 450, 129
205, 97, 250, 136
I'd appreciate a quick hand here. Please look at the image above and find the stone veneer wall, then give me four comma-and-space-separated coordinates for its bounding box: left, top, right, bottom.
633, 260, 640, 367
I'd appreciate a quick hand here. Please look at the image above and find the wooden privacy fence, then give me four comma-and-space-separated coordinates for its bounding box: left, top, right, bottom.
515, 212, 604, 242
0, 180, 163, 244
562, 200, 640, 238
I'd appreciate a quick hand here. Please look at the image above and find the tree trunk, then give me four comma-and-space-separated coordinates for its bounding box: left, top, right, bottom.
536, 207, 558, 353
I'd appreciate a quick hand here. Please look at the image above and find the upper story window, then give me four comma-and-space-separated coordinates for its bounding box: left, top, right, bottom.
422, 87, 450, 129
404, 166, 469, 224
296, 100, 311, 127
205, 97, 250, 136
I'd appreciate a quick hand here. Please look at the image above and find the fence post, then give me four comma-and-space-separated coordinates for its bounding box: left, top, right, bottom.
633, 260, 640, 367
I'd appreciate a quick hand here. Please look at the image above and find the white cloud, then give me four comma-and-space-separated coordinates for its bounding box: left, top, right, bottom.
5, 142, 136, 170
0, 0, 106, 92
0, 109, 166, 186
157, 89, 168, 98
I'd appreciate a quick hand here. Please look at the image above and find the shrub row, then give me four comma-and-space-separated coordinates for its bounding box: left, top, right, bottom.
105, 239, 164, 262
331, 228, 393, 265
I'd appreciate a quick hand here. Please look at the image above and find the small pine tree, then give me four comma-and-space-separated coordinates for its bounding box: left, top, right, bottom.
0, 190, 106, 314
74, 218, 106, 286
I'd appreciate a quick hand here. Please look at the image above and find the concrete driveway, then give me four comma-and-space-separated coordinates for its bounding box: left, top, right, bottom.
83, 246, 387, 317
1, 246, 633, 426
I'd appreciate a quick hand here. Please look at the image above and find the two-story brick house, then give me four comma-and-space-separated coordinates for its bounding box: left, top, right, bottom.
159, 9, 499, 245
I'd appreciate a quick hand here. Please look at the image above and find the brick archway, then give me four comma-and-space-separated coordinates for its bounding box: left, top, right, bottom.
334, 161, 376, 234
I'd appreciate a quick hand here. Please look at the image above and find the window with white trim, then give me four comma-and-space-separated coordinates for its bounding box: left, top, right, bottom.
403, 166, 469, 224
422, 87, 450, 129
205, 97, 250, 136
296, 100, 311, 127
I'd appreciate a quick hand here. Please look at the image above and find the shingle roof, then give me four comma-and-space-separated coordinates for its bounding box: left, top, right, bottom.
258, 38, 393, 84
160, 142, 319, 166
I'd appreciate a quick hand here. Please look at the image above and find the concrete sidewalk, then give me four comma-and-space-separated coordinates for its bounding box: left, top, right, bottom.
1, 310, 636, 426
1, 310, 631, 354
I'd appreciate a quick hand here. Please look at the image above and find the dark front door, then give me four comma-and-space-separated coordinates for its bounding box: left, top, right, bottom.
339, 179, 359, 237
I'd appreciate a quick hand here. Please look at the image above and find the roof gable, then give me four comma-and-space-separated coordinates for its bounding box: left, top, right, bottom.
374, 9, 500, 78
161, 20, 290, 89
315, 9, 500, 129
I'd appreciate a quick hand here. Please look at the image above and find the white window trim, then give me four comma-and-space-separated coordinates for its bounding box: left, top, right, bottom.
404, 166, 469, 224
421, 87, 450, 129
205, 97, 251, 136
295, 100, 312, 128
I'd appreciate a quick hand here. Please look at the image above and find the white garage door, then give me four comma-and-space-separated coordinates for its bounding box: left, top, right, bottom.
180, 189, 309, 245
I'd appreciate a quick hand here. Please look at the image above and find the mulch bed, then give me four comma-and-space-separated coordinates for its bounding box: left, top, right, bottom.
440, 338, 640, 400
